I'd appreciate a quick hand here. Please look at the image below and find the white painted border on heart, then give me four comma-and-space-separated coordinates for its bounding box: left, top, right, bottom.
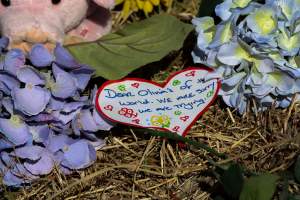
95, 67, 221, 137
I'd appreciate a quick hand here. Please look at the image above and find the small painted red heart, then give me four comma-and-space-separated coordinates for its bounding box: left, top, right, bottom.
180, 116, 189, 122
131, 83, 140, 88
172, 126, 180, 132
185, 71, 196, 77
132, 119, 140, 124
104, 105, 113, 111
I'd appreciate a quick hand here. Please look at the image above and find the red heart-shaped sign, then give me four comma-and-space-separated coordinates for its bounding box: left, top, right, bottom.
96, 68, 220, 136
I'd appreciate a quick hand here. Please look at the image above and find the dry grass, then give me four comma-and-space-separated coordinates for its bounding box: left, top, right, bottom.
2, 95, 300, 200
1, 0, 300, 199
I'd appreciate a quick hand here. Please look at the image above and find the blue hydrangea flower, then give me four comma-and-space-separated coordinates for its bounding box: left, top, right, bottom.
192, 0, 300, 113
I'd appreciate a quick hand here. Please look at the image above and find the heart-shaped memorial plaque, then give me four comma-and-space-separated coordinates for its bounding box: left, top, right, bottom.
96, 68, 220, 136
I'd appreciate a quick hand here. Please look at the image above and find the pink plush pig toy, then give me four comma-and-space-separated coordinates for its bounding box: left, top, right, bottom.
0, 0, 114, 52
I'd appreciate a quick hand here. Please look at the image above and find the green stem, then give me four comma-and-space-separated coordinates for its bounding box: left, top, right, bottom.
134, 128, 227, 159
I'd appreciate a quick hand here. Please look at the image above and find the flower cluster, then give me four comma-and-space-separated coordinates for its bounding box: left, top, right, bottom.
192, 0, 300, 113
0, 38, 113, 186
116, 0, 172, 20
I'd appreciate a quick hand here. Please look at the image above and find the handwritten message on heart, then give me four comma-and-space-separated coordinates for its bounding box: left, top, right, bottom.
96, 68, 220, 136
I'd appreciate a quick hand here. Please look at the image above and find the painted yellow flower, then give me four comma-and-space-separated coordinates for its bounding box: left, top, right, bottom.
116, 0, 172, 20
150, 115, 171, 128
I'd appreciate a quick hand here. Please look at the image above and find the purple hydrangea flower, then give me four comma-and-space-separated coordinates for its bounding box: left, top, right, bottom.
0, 41, 114, 187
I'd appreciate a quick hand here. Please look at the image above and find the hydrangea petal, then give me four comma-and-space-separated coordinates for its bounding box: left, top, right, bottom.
46, 133, 76, 153
222, 94, 234, 107
217, 41, 251, 65
3, 171, 26, 186
16, 67, 45, 85
74, 94, 89, 102
295, 79, 300, 92
237, 96, 247, 114
252, 85, 273, 97
27, 113, 57, 123
4, 49, 25, 75
0, 139, 14, 150
52, 109, 81, 125
215, 0, 232, 21
279, 63, 300, 78
24, 151, 54, 175
246, 6, 277, 36
11, 146, 44, 161
0, 117, 31, 145
278, 97, 291, 108
223, 72, 246, 87
93, 110, 114, 131
232, 0, 252, 8
79, 109, 101, 132
71, 116, 81, 136
90, 85, 98, 104
277, 31, 300, 56
61, 102, 85, 113
192, 17, 215, 33
259, 95, 275, 107
253, 58, 274, 73
229, 90, 240, 107
82, 131, 99, 141
53, 150, 64, 163
61, 140, 96, 169
273, 73, 295, 95
1, 151, 14, 166
0, 72, 20, 91
209, 20, 234, 48
266, 72, 287, 87
51, 64, 77, 98
204, 65, 227, 81
247, 31, 277, 45
48, 122, 71, 133
29, 44, 54, 67
30, 125, 50, 144
83, 138, 106, 150
71, 67, 94, 91
11, 163, 38, 180
219, 83, 238, 95
2, 97, 14, 114
54, 43, 79, 69
47, 97, 65, 111
0, 81, 10, 95
12, 85, 51, 116
277, 0, 300, 22
248, 71, 267, 87
0, 159, 8, 173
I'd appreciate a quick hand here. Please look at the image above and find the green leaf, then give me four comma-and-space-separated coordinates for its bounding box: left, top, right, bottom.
240, 173, 279, 200
288, 195, 300, 200
214, 196, 226, 200
66, 14, 193, 80
220, 164, 244, 199
294, 155, 300, 183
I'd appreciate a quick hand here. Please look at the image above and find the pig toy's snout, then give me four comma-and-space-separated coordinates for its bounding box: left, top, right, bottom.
10, 28, 57, 52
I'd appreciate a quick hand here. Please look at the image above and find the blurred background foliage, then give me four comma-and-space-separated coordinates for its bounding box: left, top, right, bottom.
113, 0, 201, 24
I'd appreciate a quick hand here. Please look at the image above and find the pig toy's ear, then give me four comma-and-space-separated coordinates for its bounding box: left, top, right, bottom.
92, 0, 115, 9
